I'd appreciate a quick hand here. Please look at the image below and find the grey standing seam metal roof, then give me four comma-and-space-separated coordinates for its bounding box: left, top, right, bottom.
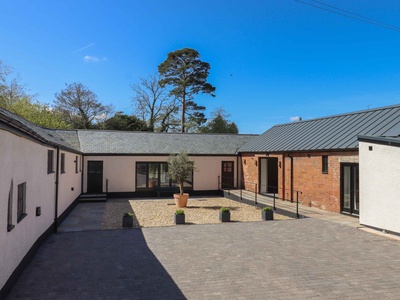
238, 104, 400, 153
78, 130, 256, 155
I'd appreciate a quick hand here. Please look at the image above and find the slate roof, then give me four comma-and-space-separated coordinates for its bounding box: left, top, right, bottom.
239, 104, 400, 153
0, 108, 255, 155
78, 130, 256, 155
0, 108, 81, 152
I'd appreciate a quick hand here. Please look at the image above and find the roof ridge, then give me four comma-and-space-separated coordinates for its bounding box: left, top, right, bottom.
272, 103, 400, 128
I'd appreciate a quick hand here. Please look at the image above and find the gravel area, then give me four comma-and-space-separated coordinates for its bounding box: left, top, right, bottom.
102, 197, 291, 229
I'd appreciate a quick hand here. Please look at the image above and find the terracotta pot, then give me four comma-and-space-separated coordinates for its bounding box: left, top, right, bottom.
173, 193, 189, 207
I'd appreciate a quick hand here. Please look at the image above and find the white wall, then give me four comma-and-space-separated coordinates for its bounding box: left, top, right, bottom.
0, 129, 82, 292
83, 155, 238, 193
58, 151, 82, 216
359, 141, 400, 234
0, 130, 56, 290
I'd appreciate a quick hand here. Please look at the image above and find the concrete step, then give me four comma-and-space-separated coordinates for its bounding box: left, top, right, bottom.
79, 194, 107, 202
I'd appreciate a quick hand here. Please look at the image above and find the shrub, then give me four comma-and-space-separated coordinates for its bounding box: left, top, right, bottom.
220, 207, 230, 213
262, 207, 272, 211
124, 212, 133, 217
175, 209, 185, 215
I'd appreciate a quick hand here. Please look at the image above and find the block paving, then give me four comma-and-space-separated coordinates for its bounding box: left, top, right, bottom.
6, 218, 400, 299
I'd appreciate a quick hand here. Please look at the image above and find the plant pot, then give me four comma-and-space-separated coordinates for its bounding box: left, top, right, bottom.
262, 210, 273, 221
174, 213, 185, 225
123, 216, 133, 227
219, 211, 230, 222
173, 193, 189, 207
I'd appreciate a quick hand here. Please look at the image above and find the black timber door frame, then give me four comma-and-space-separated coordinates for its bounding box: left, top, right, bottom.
87, 161, 103, 193
221, 161, 234, 189
340, 163, 359, 215
267, 157, 278, 193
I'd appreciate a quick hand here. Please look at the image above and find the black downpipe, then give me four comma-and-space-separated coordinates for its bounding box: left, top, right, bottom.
81, 156, 84, 194
54, 147, 60, 233
288, 153, 293, 202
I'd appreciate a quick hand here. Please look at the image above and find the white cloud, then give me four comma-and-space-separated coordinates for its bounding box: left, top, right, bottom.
83, 56, 107, 63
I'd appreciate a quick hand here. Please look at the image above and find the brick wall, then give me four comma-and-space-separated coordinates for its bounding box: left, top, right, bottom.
240, 151, 359, 213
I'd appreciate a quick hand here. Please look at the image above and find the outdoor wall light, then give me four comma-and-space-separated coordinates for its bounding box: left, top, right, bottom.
36, 206, 41, 217
279, 161, 282, 168
244, 159, 246, 165
255, 161, 258, 166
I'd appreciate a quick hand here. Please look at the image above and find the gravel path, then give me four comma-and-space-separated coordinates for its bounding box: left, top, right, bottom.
102, 197, 291, 229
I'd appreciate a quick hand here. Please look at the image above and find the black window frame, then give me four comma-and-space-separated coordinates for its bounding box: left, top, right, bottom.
135, 162, 193, 191
7, 180, 14, 232
47, 150, 55, 174
61, 153, 66, 174
322, 155, 328, 174
17, 182, 27, 223
75, 156, 79, 173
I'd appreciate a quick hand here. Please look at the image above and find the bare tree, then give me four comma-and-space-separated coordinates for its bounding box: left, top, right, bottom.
132, 74, 178, 132
0, 60, 35, 109
54, 82, 113, 129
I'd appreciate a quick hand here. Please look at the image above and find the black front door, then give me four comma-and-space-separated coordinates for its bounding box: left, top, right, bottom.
341, 163, 359, 215
267, 157, 278, 193
87, 161, 103, 193
221, 161, 234, 189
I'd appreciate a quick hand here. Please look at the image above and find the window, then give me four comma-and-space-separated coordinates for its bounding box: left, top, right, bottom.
75, 156, 78, 173
7, 179, 14, 232
61, 153, 66, 174
322, 155, 328, 174
47, 150, 54, 173
17, 182, 27, 223
136, 162, 193, 190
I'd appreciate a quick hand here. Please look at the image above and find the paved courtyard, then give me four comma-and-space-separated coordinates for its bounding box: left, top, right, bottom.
6, 217, 400, 299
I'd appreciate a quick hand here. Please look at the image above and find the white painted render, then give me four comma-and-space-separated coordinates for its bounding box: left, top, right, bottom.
58, 151, 82, 216
0, 129, 81, 291
359, 141, 400, 234
83, 155, 238, 193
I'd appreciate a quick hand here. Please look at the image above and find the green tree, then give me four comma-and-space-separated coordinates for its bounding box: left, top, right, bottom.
158, 48, 216, 133
199, 108, 239, 134
104, 111, 148, 131
54, 82, 113, 129
7, 98, 70, 129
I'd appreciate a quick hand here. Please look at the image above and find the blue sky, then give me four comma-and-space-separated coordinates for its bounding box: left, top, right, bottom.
1, 0, 400, 133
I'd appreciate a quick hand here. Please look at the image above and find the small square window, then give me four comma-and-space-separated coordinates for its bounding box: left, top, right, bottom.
322, 155, 328, 174
47, 150, 54, 174
17, 182, 27, 223
61, 153, 66, 174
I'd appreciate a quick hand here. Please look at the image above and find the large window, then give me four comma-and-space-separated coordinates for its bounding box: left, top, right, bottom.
136, 162, 193, 190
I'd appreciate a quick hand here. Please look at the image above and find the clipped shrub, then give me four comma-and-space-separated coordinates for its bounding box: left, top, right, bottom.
262, 207, 273, 211
220, 207, 230, 213
124, 212, 133, 217
175, 209, 185, 215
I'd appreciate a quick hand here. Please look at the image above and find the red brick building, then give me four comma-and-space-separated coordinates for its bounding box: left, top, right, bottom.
237, 105, 400, 215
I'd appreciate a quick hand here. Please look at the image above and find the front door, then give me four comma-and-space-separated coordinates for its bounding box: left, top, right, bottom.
341, 163, 359, 215
221, 161, 234, 189
87, 161, 103, 193
259, 157, 278, 194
